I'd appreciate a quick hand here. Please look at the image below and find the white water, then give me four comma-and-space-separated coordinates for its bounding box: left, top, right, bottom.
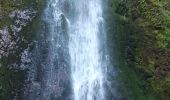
24, 0, 71, 99
69, 0, 106, 100
24, 0, 108, 100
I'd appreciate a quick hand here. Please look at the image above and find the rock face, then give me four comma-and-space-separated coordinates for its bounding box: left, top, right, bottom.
9, 9, 37, 33
0, 9, 36, 59
0, 1, 44, 99
0, 27, 14, 58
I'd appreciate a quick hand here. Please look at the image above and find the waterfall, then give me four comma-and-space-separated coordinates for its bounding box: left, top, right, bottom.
24, 0, 108, 100
69, 0, 106, 100
24, 0, 71, 100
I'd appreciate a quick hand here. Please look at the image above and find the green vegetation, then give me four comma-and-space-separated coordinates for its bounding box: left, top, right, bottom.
0, 0, 45, 99
1, 0, 170, 99
0, 0, 45, 28
0, 60, 27, 100
110, 0, 170, 99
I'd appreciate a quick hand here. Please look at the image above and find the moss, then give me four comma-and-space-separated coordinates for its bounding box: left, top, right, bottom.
107, 0, 159, 99
111, 0, 170, 99
0, 0, 45, 28
0, 60, 27, 100
0, 0, 46, 99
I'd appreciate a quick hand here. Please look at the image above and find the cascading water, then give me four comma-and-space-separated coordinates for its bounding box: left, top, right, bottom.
24, 0, 71, 100
24, 0, 110, 100
69, 0, 106, 100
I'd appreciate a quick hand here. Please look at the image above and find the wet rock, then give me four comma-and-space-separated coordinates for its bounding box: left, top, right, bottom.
20, 48, 31, 70
0, 27, 16, 58
0, 8, 37, 59
9, 9, 37, 34
9, 9, 37, 20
